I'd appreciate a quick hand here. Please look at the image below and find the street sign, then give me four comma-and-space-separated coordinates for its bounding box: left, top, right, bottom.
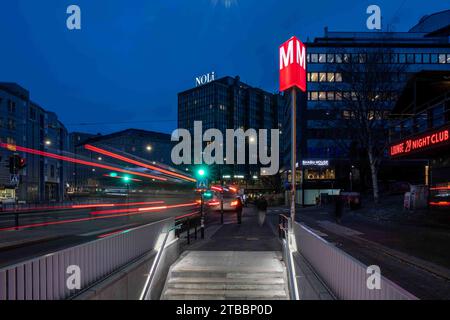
279, 36, 307, 92
196, 178, 208, 189
10, 174, 19, 185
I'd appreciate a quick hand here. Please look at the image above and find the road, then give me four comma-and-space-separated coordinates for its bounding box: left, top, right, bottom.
0, 195, 198, 268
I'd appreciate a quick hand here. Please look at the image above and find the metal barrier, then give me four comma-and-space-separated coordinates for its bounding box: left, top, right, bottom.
293, 222, 418, 300
0, 217, 173, 300
175, 212, 201, 245
278, 214, 299, 300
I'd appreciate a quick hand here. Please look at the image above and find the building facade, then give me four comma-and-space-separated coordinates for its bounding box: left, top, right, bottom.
69, 129, 176, 191
0, 83, 68, 203
178, 76, 286, 189
389, 71, 450, 210
295, 10, 450, 204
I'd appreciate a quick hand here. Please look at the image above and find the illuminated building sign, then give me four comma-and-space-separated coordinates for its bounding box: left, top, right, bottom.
195, 72, 216, 87
302, 160, 329, 166
390, 127, 450, 157
279, 36, 307, 92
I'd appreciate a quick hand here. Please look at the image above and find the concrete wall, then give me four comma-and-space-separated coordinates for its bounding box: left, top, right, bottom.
75, 239, 180, 300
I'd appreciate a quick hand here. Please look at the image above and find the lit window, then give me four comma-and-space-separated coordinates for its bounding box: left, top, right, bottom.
447, 54, 450, 64
311, 54, 318, 63
439, 54, 446, 64
327, 73, 335, 82
310, 73, 319, 82
319, 73, 327, 82
327, 54, 335, 63
343, 54, 350, 63
335, 54, 342, 63
319, 92, 326, 101
335, 73, 342, 82
327, 92, 334, 100
311, 92, 318, 101
319, 54, 326, 63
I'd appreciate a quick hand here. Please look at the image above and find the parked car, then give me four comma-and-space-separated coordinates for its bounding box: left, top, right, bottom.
206, 191, 240, 212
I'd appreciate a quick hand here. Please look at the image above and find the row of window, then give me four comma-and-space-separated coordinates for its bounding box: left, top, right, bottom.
307, 72, 342, 82
307, 53, 450, 64
0, 98, 17, 113
308, 91, 398, 102
0, 118, 17, 130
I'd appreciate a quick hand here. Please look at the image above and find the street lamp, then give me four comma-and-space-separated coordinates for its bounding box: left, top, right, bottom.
45, 139, 51, 146
146, 145, 152, 151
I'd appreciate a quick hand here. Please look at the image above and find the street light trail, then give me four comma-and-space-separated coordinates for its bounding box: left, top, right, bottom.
0, 200, 165, 214
0, 143, 167, 181
84, 144, 196, 183
0, 202, 199, 231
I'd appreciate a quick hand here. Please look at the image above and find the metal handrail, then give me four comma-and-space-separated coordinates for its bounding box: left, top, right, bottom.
139, 224, 181, 300
279, 214, 299, 300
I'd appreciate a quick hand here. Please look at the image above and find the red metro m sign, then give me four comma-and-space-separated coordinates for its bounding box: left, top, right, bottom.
279, 36, 307, 92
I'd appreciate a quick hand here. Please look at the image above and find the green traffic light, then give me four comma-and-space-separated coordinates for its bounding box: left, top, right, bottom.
198, 169, 205, 176
110, 172, 118, 177
123, 175, 131, 182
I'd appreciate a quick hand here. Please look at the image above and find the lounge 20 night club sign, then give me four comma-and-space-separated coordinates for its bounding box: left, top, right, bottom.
390, 127, 450, 157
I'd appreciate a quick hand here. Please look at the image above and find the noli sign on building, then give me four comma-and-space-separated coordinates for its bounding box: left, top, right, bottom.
390, 127, 450, 157
279, 36, 307, 92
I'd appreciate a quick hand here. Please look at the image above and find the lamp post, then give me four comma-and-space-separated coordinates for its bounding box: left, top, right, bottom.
123, 175, 131, 216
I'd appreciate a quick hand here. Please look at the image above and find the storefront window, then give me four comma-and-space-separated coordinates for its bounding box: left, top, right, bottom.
304, 168, 335, 180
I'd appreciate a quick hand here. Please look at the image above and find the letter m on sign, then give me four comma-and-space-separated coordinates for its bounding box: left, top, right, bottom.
279, 36, 306, 92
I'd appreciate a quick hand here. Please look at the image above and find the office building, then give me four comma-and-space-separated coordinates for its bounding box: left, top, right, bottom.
0, 83, 68, 203
178, 76, 286, 189
296, 10, 450, 204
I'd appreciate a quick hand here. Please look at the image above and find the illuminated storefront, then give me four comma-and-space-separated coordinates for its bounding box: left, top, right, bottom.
389, 71, 450, 209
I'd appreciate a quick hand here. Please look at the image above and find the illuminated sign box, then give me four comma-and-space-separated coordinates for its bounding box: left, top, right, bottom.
302, 160, 329, 166
279, 36, 306, 92
390, 127, 450, 158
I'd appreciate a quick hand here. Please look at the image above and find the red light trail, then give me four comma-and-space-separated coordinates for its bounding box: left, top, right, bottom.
0, 202, 198, 231
0, 143, 167, 181
0, 200, 165, 214
84, 144, 196, 183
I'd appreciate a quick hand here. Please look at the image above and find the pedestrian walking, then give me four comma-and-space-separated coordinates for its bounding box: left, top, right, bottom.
235, 197, 243, 224
256, 196, 268, 226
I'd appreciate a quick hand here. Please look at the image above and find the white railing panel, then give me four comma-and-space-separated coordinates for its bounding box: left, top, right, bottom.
294, 222, 417, 300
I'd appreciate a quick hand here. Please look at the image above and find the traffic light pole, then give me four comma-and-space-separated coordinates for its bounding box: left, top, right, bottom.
200, 191, 205, 239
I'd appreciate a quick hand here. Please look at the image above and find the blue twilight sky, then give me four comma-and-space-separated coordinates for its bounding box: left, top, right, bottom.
0, 0, 448, 134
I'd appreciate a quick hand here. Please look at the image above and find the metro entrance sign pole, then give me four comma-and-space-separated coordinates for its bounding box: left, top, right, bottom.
279, 36, 307, 237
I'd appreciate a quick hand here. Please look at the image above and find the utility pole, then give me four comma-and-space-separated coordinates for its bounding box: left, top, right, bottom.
290, 87, 297, 230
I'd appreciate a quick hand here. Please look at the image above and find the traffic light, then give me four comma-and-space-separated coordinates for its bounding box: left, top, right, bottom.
203, 191, 213, 199
109, 172, 118, 177
195, 167, 208, 178
122, 175, 131, 182
8, 155, 25, 174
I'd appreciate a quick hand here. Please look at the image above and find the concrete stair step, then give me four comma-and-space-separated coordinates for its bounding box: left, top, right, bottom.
163, 288, 288, 300
164, 295, 288, 300
168, 276, 285, 285
167, 282, 286, 291
170, 270, 284, 279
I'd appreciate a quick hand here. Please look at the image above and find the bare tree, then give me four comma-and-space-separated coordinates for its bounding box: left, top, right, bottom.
318, 48, 407, 203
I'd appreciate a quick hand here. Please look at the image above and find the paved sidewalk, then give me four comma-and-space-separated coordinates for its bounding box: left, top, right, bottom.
194, 206, 281, 251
